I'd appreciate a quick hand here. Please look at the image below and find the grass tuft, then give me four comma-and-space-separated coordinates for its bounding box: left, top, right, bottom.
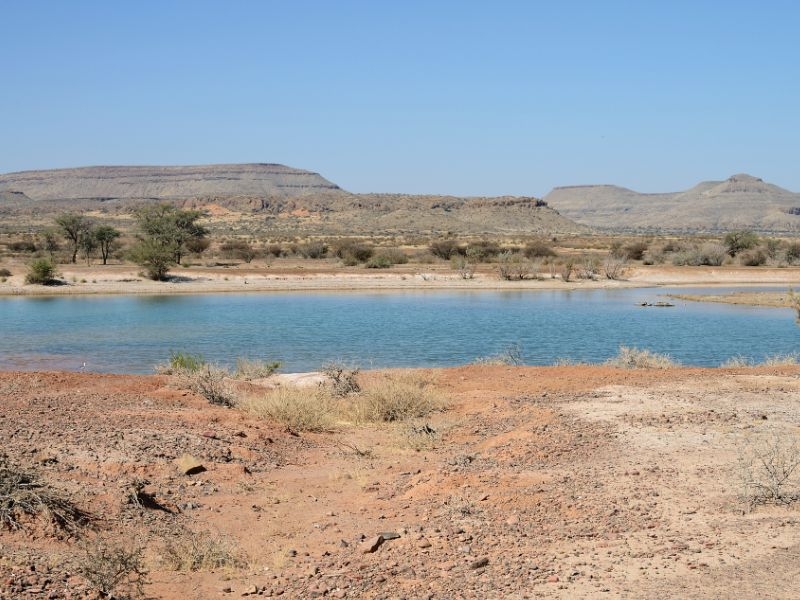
605, 345, 678, 369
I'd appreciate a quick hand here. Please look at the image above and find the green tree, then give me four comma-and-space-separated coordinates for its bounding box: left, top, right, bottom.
55, 213, 93, 263
134, 204, 208, 265
724, 230, 759, 257
128, 238, 177, 281
41, 229, 60, 260
92, 225, 121, 265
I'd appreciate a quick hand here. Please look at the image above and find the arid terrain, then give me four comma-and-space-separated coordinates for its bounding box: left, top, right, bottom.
2, 365, 800, 599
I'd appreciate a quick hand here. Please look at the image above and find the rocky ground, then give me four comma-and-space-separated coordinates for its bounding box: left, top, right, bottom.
1, 366, 800, 599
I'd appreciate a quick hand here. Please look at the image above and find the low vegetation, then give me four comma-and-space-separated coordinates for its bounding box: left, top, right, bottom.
737, 430, 800, 508
0, 455, 89, 535
161, 529, 246, 572
241, 369, 445, 432
605, 346, 678, 369
25, 258, 59, 284
77, 538, 148, 600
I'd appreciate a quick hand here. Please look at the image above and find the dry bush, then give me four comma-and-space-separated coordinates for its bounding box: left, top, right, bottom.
558, 259, 574, 282
760, 352, 800, 366
177, 365, 236, 406
234, 357, 282, 380
720, 355, 752, 368
605, 346, 678, 369
473, 344, 523, 366
347, 372, 444, 423
77, 538, 148, 599
451, 255, 475, 279
737, 430, 800, 508
241, 386, 336, 432
161, 530, 246, 572
322, 361, 361, 397
0, 456, 90, 536
603, 255, 629, 280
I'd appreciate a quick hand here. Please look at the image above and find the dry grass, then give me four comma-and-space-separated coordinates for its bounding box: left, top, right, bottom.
234, 357, 282, 380
77, 538, 148, 599
240, 386, 336, 432
347, 372, 444, 423
0, 455, 90, 536
721, 353, 800, 367
161, 530, 247, 572
605, 346, 678, 369
242, 370, 445, 431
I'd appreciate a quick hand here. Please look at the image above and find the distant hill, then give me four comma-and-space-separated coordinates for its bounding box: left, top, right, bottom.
0, 163, 583, 236
544, 174, 800, 233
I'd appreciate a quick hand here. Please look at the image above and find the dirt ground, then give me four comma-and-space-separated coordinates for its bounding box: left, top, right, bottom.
2, 260, 800, 297
2, 366, 800, 599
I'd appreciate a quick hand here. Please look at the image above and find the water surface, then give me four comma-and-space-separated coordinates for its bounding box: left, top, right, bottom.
0, 287, 797, 373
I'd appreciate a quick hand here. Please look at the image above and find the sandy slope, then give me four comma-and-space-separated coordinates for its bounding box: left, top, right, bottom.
2, 366, 800, 599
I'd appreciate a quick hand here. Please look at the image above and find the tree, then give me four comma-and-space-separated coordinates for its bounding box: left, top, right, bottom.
134, 204, 208, 265
55, 213, 93, 263
724, 230, 759, 257
79, 233, 98, 265
128, 238, 177, 281
92, 225, 121, 265
41, 229, 60, 260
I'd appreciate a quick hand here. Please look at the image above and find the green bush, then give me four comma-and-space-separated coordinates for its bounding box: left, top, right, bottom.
158, 351, 206, 374
724, 230, 759, 257
25, 258, 59, 285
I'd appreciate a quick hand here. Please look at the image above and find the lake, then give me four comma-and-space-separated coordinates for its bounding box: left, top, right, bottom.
0, 287, 797, 373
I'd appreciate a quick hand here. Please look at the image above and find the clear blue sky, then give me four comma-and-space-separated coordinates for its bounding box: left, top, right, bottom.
2, 1, 798, 196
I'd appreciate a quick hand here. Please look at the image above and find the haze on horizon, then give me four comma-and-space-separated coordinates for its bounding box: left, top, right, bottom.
2, 1, 798, 197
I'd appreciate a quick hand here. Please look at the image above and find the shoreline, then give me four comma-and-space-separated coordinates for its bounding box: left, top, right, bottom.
2, 264, 800, 298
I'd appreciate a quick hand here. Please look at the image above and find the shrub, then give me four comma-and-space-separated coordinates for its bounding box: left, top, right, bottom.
162, 530, 246, 571
605, 346, 678, 369
322, 361, 361, 397
737, 430, 800, 507
366, 254, 393, 268
785, 242, 800, 264
622, 240, 649, 261
128, 238, 176, 280
497, 251, 535, 280
429, 239, 464, 260
724, 230, 759, 256
473, 344, 523, 366
576, 255, 599, 280
0, 456, 90, 535
333, 240, 373, 265
219, 240, 257, 263
760, 352, 800, 366
348, 372, 443, 423
25, 258, 59, 285
739, 247, 768, 266
157, 351, 206, 374
266, 243, 284, 258
451, 256, 475, 279
180, 365, 235, 406
465, 240, 501, 262
559, 259, 574, 282
603, 255, 629, 280
8, 240, 37, 253
297, 241, 328, 259
241, 386, 335, 432
234, 357, 282, 380
671, 243, 726, 267
523, 240, 556, 259
78, 539, 148, 599
0, 268, 11, 277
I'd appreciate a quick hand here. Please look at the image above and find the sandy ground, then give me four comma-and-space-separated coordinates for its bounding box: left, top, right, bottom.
2, 261, 800, 296
2, 366, 800, 599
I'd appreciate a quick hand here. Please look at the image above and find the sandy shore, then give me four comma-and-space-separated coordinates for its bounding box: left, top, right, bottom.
2, 263, 800, 297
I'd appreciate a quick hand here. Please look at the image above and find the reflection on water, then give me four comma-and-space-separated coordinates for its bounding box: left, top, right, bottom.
0, 287, 797, 373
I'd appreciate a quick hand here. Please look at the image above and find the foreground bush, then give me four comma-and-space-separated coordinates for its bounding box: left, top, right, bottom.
605, 346, 678, 369
348, 372, 443, 423
25, 258, 59, 285
737, 430, 800, 508
241, 386, 335, 432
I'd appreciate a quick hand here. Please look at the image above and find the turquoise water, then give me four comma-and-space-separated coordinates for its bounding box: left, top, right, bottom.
0, 287, 797, 373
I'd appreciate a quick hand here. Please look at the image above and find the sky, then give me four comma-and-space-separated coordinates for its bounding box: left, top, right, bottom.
2, 0, 798, 196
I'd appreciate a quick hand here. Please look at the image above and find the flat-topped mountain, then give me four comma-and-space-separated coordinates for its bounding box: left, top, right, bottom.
0, 164, 582, 235
544, 174, 800, 233
0, 163, 343, 201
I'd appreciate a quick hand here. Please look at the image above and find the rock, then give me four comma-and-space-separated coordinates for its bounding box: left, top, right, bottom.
417, 538, 432, 549
379, 531, 401, 540
470, 557, 489, 569
241, 584, 259, 595
361, 536, 384, 553
176, 453, 206, 475
547, 575, 560, 583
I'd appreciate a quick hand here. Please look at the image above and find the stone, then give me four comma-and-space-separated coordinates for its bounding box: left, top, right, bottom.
361, 535, 384, 553
470, 557, 489, 569
241, 584, 259, 595
176, 453, 206, 475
